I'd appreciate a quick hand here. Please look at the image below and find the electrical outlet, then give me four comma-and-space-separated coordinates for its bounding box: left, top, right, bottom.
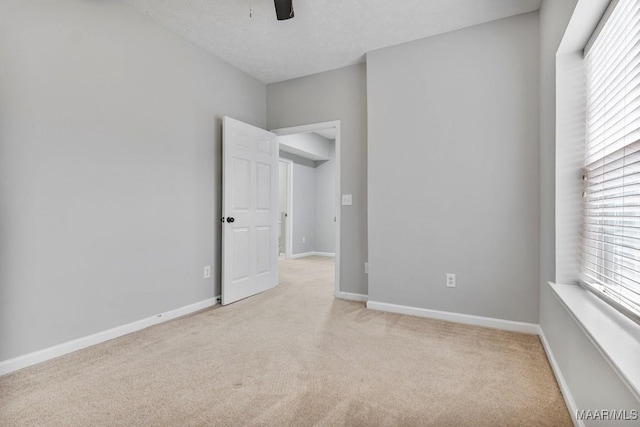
204, 266, 211, 279
446, 273, 456, 288
302, 236, 306, 244
364, 262, 369, 274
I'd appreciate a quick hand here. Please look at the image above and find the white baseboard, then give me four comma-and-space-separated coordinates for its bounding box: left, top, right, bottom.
336, 291, 368, 302
366, 301, 539, 335
0, 296, 220, 377
313, 252, 336, 257
291, 251, 335, 259
539, 327, 582, 427
291, 251, 314, 259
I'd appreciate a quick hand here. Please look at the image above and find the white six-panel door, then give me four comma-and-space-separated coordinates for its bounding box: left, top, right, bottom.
222, 117, 279, 305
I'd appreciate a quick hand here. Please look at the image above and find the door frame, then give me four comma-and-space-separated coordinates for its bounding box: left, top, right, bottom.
270, 120, 341, 298
278, 157, 294, 260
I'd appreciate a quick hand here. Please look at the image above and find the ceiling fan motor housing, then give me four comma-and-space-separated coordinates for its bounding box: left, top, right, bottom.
274, 0, 294, 20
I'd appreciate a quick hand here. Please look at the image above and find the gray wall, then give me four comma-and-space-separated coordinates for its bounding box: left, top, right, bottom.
541, 289, 640, 424
292, 159, 317, 255
267, 64, 368, 296
367, 12, 541, 323
315, 145, 336, 254
0, 0, 265, 361
538, 0, 640, 420
280, 152, 317, 255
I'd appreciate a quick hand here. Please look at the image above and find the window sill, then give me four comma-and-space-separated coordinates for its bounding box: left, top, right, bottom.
549, 282, 640, 402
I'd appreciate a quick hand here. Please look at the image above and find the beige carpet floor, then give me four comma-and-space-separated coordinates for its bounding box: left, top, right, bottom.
0, 256, 571, 426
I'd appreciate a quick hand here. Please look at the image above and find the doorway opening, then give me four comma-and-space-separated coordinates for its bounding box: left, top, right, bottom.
272, 121, 341, 297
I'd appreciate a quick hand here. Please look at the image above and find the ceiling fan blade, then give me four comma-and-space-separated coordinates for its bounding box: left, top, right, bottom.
274, 0, 294, 20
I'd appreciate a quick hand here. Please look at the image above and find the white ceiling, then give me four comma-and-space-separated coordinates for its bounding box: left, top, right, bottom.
121, 0, 542, 84
313, 128, 336, 140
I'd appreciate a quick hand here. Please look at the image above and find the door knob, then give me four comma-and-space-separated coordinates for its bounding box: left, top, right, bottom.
227, 217, 235, 223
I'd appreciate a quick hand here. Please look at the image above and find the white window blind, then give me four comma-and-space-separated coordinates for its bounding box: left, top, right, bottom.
583, 0, 640, 321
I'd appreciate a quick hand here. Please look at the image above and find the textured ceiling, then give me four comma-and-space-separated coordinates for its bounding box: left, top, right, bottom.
120, 0, 542, 84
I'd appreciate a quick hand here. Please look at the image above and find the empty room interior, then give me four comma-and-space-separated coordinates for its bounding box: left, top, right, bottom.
1, 0, 640, 425
277, 127, 338, 297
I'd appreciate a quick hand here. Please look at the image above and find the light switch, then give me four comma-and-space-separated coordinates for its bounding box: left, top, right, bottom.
342, 194, 353, 206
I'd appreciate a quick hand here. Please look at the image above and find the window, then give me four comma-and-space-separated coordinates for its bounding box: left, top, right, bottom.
582, 0, 640, 321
